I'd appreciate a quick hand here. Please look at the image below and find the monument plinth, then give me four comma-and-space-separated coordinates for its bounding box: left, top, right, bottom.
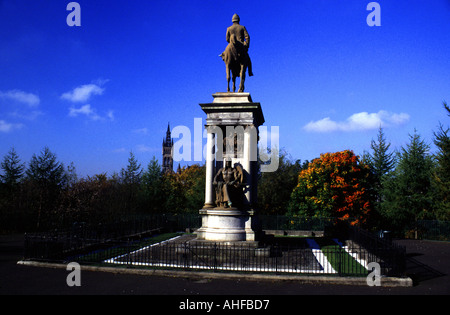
195, 92, 264, 242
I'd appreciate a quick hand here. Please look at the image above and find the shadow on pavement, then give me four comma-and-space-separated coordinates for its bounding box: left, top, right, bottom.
405, 253, 446, 286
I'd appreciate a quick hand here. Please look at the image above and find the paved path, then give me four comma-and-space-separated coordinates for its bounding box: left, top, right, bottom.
1, 234, 449, 296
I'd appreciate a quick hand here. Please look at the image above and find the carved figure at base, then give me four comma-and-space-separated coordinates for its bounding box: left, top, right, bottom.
213, 161, 245, 209
220, 14, 253, 93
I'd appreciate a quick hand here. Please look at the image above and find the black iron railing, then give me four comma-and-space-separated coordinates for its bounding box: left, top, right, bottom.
23, 225, 407, 277
345, 224, 406, 277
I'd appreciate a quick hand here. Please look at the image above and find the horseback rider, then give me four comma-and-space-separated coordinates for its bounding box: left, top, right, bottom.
226, 14, 253, 77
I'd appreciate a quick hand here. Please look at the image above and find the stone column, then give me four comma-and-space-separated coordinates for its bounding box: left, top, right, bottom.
203, 127, 215, 208
243, 125, 257, 207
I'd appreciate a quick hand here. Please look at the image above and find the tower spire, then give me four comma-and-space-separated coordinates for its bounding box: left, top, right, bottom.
162, 122, 174, 173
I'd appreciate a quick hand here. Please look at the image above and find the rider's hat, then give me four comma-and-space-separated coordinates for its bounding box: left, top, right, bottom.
232, 14, 240, 23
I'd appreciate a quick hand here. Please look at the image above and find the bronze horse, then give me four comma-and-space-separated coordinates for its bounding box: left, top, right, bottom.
220, 34, 250, 93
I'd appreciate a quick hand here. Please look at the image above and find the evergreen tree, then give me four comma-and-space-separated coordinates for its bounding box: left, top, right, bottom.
26, 146, 67, 187
120, 151, 143, 212
25, 147, 67, 229
382, 130, 435, 232
432, 102, 450, 220
120, 151, 142, 185
140, 156, 164, 212
367, 127, 396, 188
363, 127, 396, 227
0, 148, 25, 231
0, 147, 25, 187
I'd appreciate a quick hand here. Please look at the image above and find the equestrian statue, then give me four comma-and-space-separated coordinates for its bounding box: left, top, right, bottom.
220, 14, 254, 93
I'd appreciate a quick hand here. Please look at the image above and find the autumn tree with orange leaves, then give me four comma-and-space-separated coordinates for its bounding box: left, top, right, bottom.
288, 150, 373, 226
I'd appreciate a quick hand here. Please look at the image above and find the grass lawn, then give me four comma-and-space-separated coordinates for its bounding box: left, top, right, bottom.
315, 238, 367, 275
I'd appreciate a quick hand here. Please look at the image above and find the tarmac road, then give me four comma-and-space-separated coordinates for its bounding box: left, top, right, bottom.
1, 234, 449, 297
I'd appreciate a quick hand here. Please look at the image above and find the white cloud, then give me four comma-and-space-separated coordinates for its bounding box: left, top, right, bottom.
0, 119, 23, 133
0, 89, 40, 107
69, 104, 114, 121
303, 117, 339, 133
69, 104, 96, 118
63, 81, 113, 122
61, 84, 104, 103
303, 110, 410, 133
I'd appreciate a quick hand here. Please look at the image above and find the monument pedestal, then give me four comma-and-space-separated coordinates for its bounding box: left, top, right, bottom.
195, 92, 265, 243
195, 209, 259, 242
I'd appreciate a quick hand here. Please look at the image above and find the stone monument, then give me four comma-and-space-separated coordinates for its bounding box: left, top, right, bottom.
195, 92, 264, 242
195, 14, 263, 243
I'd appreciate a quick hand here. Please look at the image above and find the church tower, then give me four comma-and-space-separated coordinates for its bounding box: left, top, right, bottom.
162, 123, 174, 173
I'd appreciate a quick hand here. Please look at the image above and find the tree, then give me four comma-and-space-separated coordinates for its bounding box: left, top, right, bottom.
0, 148, 26, 232
178, 164, 205, 213
0, 147, 25, 187
432, 102, 450, 220
382, 130, 435, 231
162, 164, 205, 214
288, 150, 372, 226
257, 150, 304, 215
58, 173, 124, 226
66, 161, 78, 188
120, 151, 142, 185
24, 147, 67, 230
120, 151, 143, 212
139, 156, 164, 213
363, 127, 396, 227
26, 147, 67, 187
365, 127, 396, 188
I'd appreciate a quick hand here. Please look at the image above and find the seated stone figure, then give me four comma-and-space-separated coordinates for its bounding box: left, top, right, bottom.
213, 161, 245, 209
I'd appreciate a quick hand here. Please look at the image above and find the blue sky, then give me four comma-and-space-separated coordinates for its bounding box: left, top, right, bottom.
0, 0, 449, 177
